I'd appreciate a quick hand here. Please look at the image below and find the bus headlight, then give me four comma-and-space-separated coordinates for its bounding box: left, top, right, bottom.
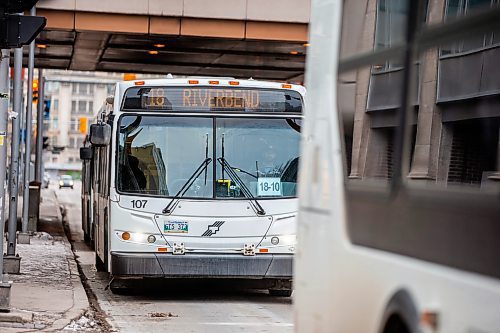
265, 235, 296, 247
147, 235, 156, 243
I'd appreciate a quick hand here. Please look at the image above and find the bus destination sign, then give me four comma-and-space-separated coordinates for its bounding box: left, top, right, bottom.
145, 88, 261, 109
122, 86, 302, 113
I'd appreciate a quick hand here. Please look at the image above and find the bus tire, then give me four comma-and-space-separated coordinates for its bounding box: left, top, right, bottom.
269, 289, 292, 297
95, 253, 106, 272
379, 290, 418, 333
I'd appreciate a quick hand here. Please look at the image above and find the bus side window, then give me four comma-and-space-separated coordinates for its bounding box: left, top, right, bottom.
338, 0, 499, 191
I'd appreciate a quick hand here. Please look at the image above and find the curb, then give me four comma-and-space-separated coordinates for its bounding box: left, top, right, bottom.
41, 236, 90, 332
0, 310, 32, 324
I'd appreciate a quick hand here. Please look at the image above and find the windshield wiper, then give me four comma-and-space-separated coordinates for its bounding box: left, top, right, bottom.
162, 157, 212, 214
217, 157, 266, 216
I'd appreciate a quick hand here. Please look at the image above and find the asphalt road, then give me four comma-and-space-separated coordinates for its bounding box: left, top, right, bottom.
55, 181, 294, 333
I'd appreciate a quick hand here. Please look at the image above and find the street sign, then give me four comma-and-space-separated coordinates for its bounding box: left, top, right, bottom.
0, 14, 46, 48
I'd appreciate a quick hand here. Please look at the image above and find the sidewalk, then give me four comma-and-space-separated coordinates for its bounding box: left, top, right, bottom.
0, 189, 95, 332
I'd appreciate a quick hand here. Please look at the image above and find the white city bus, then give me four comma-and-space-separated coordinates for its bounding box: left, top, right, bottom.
296, 0, 500, 332
81, 78, 304, 295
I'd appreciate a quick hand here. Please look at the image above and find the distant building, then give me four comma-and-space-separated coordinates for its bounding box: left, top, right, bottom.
43, 70, 121, 175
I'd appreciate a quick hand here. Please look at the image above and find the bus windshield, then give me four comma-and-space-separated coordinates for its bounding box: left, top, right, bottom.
117, 115, 301, 199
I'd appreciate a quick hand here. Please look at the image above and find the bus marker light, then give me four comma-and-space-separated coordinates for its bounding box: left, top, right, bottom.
135, 81, 145, 86
147, 235, 156, 243
259, 248, 269, 253
209, 80, 219, 85
121, 232, 131, 241
188, 80, 199, 85
157, 247, 168, 252
420, 311, 439, 330
271, 237, 279, 245
282, 84, 292, 89
229, 81, 239, 86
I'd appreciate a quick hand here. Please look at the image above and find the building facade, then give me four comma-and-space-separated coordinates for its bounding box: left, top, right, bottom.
43, 70, 120, 175
341, 0, 499, 187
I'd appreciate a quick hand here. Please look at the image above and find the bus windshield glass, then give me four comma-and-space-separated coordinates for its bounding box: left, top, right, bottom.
116, 115, 301, 199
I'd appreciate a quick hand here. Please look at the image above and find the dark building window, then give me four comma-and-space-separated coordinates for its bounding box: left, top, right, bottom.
447, 118, 499, 185
365, 127, 395, 180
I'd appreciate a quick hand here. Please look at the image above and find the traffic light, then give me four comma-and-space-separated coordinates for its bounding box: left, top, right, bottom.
42, 136, 49, 149
79, 117, 88, 134
0, 1, 47, 48
32, 79, 38, 102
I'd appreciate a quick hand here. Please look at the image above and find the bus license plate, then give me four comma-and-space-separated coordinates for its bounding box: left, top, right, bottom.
164, 221, 188, 233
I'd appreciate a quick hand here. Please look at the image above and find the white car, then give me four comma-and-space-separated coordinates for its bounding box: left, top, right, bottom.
59, 175, 74, 189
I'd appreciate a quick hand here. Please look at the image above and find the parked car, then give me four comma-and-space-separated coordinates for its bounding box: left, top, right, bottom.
42, 172, 50, 188
59, 175, 74, 189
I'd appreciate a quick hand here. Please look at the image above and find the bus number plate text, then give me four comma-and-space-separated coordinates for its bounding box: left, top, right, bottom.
164, 221, 189, 234
257, 177, 282, 196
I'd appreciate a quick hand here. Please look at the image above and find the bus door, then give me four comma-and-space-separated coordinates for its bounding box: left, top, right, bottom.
93, 146, 108, 263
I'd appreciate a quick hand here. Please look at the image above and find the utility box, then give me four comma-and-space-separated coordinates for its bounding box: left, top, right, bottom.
28, 181, 41, 232
0, 281, 11, 311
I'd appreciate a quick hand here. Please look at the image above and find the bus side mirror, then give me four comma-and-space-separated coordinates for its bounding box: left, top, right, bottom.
79, 147, 93, 160
89, 123, 111, 146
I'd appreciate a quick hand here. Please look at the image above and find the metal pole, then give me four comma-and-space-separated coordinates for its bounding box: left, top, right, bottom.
34, 70, 43, 182
18, 91, 23, 197
0, 50, 10, 281
7, 46, 23, 256
0, 49, 12, 311
21, 7, 36, 235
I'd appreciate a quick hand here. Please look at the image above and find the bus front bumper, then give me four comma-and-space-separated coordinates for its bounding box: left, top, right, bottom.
110, 252, 293, 278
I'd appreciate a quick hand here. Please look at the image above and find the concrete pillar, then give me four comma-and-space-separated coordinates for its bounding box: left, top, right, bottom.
348, 0, 376, 179
408, 0, 446, 181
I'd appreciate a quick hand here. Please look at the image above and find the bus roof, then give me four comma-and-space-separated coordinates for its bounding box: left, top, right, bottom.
115, 78, 306, 96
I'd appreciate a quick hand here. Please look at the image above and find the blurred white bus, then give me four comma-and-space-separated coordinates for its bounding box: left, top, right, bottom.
295, 0, 500, 332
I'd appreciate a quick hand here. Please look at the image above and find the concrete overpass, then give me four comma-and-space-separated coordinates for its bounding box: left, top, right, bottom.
29, 0, 310, 81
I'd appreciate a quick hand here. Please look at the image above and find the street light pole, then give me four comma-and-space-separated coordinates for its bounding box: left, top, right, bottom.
0, 49, 13, 311
20, 6, 37, 242
5, 44, 23, 273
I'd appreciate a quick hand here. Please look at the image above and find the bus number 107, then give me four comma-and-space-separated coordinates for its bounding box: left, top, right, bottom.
131, 200, 147, 209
